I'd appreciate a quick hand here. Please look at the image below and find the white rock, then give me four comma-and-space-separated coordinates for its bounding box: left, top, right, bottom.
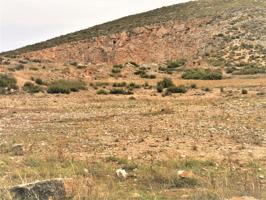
116, 169, 128, 179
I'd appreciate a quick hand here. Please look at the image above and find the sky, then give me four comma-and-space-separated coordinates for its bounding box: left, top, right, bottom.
0, 0, 190, 52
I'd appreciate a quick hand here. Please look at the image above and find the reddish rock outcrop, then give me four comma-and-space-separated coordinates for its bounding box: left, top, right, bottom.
22, 18, 219, 65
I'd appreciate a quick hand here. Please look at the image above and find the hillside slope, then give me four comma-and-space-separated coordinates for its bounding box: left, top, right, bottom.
1, 0, 266, 72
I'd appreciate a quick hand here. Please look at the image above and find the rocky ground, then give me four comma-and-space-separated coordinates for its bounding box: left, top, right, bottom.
0, 81, 265, 199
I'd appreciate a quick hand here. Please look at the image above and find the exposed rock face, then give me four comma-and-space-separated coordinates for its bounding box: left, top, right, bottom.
23, 18, 216, 65
4, 2, 265, 71
10, 179, 67, 200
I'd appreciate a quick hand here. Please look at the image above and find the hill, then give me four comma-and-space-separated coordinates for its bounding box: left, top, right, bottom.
1, 0, 265, 71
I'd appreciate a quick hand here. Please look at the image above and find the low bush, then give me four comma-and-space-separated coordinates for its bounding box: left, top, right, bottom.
110, 88, 133, 95
0, 74, 18, 92
167, 59, 186, 68
127, 82, 141, 90
241, 89, 248, 94
182, 69, 222, 80
113, 82, 127, 87
23, 82, 42, 93
203, 87, 211, 92
35, 78, 43, 85
134, 69, 146, 76
47, 79, 87, 94
233, 66, 266, 75
141, 74, 156, 79
15, 64, 24, 71
111, 68, 121, 74
29, 67, 39, 71
128, 61, 139, 67
191, 83, 197, 89
226, 67, 236, 74
157, 78, 174, 89
113, 64, 124, 69
97, 89, 109, 95
166, 85, 187, 94
159, 66, 176, 74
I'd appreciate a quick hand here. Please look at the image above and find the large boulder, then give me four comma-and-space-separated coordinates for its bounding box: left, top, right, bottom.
10, 179, 68, 200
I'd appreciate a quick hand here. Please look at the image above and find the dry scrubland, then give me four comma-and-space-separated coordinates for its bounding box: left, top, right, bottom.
0, 0, 266, 198
0, 79, 265, 199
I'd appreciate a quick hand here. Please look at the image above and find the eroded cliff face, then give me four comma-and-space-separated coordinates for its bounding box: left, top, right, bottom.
22, 18, 220, 65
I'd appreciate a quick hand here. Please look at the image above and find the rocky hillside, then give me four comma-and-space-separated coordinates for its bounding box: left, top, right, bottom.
1, 0, 266, 75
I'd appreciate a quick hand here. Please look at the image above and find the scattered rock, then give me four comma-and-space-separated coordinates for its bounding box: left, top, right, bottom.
131, 192, 141, 198
116, 169, 128, 179
181, 194, 190, 199
10, 179, 67, 200
229, 196, 258, 200
180, 154, 187, 159
177, 170, 193, 178
11, 144, 24, 156
258, 175, 264, 179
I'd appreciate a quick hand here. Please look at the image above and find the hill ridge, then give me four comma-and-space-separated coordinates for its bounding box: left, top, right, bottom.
2, 0, 266, 56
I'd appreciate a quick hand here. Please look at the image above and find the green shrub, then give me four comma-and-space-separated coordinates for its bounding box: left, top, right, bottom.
29, 67, 39, 71
0, 74, 18, 90
97, 89, 109, 95
159, 66, 175, 74
15, 64, 24, 71
226, 67, 236, 74
129, 61, 139, 67
156, 84, 164, 93
140, 74, 156, 79
167, 59, 186, 68
111, 68, 121, 74
233, 66, 266, 75
203, 87, 211, 92
157, 78, 174, 89
110, 88, 133, 95
182, 69, 222, 80
241, 89, 248, 94
32, 59, 41, 63
70, 61, 78, 66
113, 64, 124, 69
166, 85, 187, 93
191, 83, 197, 89
172, 177, 199, 188
134, 69, 146, 76
35, 78, 43, 85
94, 82, 109, 87
127, 82, 141, 90
47, 79, 87, 94
23, 82, 42, 93
47, 85, 70, 94
113, 82, 127, 87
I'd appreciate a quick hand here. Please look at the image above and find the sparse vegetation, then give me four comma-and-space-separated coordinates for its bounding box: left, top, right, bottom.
0, 74, 18, 94
167, 58, 187, 69
47, 79, 87, 94
242, 89, 248, 94
166, 85, 187, 94
182, 69, 223, 80
1, 1, 266, 199
23, 82, 42, 93
191, 83, 197, 89
35, 78, 44, 85
113, 82, 127, 87
111, 68, 121, 74
110, 88, 133, 95
97, 89, 109, 95
128, 61, 139, 67
157, 78, 174, 89
14, 64, 24, 71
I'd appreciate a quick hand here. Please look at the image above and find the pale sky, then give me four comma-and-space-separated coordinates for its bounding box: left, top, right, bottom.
0, 0, 190, 52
